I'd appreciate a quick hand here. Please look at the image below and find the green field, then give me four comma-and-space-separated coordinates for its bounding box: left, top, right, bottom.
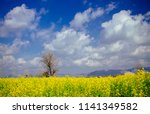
0, 70, 150, 97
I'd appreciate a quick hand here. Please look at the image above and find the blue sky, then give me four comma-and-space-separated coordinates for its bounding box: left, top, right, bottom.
0, 0, 150, 76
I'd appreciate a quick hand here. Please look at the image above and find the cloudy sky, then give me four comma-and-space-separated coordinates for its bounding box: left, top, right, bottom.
0, 0, 150, 76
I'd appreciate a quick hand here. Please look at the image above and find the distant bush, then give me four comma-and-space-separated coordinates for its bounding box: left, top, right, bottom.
42, 71, 49, 77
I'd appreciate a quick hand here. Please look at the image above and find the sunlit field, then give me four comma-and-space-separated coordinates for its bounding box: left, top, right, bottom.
0, 70, 149, 97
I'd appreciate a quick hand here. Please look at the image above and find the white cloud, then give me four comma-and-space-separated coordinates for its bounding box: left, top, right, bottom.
105, 2, 116, 12
99, 10, 150, 67
44, 10, 150, 73
44, 27, 99, 70
34, 24, 55, 40
108, 41, 124, 52
132, 46, 150, 57
101, 10, 150, 45
73, 56, 102, 67
0, 39, 29, 55
0, 4, 55, 76
44, 28, 92, 55
73, 10, 150, 69
0, 55, 21, 76
1, 55, 16, 64
0, 4, 39, 38
91, 8, 104, 19
70, 3, 116, 30
0, 3, 150, 76
0, 55, 43, 76
70, 7, 104, 29
29, 57, 42, 66
145, 11, 150, 20
28, 57, 44, 75
17, 58, 26, 64
4, 4, 37, 29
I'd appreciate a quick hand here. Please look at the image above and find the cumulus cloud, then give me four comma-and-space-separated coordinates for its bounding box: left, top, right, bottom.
44, 27, 95, 69
74, 10, 150, 69
99, 10, 150, 67
105, 2, 116, 12
28, 57, 44, 75
17, 58, 26, 64
0, 4, 54, 76
101, 10, 150, 44
29, 57, 42, 66
70, 7, 104, 30
70, 3, 116, 30
4, 4, 37, 29
0, 39, 29, 56
0, 4, 55, 41
33, 24, 56, 40
101, 10, 150, 51
1, 3, 150, 76
43, 27, 120, 69
44, 28, 92, 55
0, 55, 22, 76
0, 55, 44, 76
0, 4, 38, 38
44, 10, 150, 73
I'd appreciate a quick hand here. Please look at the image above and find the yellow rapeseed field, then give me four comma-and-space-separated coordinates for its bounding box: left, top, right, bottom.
0, 70, 149, 97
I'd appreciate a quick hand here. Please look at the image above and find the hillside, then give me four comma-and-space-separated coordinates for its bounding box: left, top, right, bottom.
87, 67, 150, 77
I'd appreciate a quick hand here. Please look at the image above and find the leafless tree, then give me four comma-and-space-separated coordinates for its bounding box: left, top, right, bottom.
135, 63, 143, 70
41, 51, 58, 76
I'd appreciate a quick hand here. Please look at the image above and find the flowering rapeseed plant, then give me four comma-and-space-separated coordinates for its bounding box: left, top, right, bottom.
0, 70, 149, 97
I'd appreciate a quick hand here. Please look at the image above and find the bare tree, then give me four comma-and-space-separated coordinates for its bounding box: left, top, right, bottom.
135, 63, 143, 70
41, 51, 58, 76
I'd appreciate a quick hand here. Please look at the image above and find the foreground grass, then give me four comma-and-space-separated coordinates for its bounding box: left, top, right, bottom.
0, 70, 150, 97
